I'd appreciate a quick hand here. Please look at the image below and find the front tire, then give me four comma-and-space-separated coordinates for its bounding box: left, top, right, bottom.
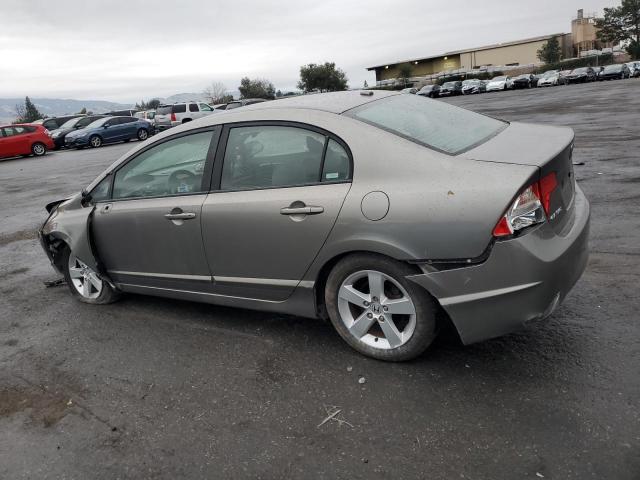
325, 254, 438, 361
31, 142, 47, 156
62, 247, 119, 304
89, 135, 102, 148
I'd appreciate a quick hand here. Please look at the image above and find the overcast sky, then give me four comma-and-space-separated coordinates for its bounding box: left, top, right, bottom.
0, 0, 614, 102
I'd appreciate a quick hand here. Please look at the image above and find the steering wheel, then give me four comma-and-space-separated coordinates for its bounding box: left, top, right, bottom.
168, 169, 198, 194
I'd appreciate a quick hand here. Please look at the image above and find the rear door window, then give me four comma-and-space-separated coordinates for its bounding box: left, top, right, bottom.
220, 125, 326, 190
189, 104, 199, 112
173, 104, 186, 113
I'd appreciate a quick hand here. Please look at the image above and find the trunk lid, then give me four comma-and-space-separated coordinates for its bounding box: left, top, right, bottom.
464, 122, 576, 235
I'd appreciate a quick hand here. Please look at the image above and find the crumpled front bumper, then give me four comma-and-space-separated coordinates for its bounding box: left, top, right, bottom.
407, 185, 590, 345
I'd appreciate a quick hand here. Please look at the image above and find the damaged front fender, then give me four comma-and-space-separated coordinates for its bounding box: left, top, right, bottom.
39, 194, 100, 274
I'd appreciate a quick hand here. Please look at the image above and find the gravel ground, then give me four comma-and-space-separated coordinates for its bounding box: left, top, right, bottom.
1, 80, 639, 479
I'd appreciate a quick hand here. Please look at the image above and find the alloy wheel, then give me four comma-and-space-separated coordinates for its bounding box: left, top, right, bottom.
90, 136, 102, 148
138, 129, 148, 140
68, 254, 103, 299
337, 270, 417, 350
32, 143, 46, 156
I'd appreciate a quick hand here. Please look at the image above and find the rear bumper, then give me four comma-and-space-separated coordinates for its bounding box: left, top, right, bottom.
407, 184, 590, 345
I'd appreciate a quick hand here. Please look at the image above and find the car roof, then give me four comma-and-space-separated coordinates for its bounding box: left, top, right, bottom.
0, 123, 40, 128
240, 90, 399, 114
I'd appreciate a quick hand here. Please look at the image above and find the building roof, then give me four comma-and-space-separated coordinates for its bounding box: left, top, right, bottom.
366, 33, 569, 70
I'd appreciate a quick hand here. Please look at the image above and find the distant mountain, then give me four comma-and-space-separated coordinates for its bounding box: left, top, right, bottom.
0, 91, 242, 123
0, 97, 133, 123
161, 92, 207, 103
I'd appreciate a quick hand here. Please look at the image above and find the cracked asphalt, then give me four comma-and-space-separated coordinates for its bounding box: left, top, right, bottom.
1, 80, 639, 479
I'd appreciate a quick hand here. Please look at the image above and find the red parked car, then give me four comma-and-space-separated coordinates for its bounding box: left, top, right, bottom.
0, 124, 55, 159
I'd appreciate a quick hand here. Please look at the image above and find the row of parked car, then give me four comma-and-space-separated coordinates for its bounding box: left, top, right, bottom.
138, 98, 267, 131
0, 98, 272, 160
0, 113, 154, 160
410, 61, 640, 97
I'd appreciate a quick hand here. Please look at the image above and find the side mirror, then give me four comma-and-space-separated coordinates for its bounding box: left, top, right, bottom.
103, 125, 109, 129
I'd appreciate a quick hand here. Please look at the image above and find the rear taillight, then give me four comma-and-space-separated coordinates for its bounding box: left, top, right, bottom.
492, 172, 558, 238
170, 112, 176, 122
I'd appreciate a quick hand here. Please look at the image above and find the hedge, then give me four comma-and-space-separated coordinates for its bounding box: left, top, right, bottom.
536, 54, 614, 73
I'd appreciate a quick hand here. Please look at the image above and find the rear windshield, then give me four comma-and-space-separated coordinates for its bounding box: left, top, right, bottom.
157, 105, 186, 114
346, 94, 506, 155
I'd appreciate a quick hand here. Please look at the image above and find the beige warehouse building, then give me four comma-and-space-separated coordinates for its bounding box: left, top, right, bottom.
368, 33, 573, 83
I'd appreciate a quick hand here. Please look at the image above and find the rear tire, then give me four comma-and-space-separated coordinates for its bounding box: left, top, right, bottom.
61, 247, 120, 305
325, 253, 438, 361
137, 128, 149, 141
89, 135, 102, 148
31, 142, 47, 156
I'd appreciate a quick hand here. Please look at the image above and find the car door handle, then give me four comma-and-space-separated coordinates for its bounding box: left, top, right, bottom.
280, 206, 324, 215
164, 212, 196, 220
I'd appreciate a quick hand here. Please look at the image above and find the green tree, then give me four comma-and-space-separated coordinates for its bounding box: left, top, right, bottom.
15, 96, 43, 123
537, 36, 561, 64
146, 98, 161, 109
398, 64, 413, 86
297, 62, 348, 93
596, 0, 640, 59
238, 77, 276, 99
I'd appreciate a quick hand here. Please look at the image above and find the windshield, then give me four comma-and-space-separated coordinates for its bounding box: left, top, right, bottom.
59, 117, 82, 129
543, 71, 558, 78
604, 65, 621, 72
572, 68, 588, 74
225, 102, 242, 110
491, 76, 506, 81
157, 105, 172, 115
442, 82, 456, 88
346, 94, 506, 155
419, 85, 434, 91
463, 80, 479, 85
85, 117, 110, 129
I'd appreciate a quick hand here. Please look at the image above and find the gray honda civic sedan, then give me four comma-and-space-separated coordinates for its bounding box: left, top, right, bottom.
39, 91, 590, 361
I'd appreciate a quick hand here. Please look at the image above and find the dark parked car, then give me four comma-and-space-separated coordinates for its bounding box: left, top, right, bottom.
599, 64, 631, 80
416, 84, 440, 98
225, 98, 268, 110
106, 109, 136, 116
512, 74, 535, 89
32, 115, 85, 131
461, 79, 486, 94
64, 116, 152, 149
49, 115, 106, 149
565, 67, 597, 84
439, 81, 463, 96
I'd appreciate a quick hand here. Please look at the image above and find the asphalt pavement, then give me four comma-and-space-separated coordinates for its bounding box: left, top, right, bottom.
1, 80, 639, 479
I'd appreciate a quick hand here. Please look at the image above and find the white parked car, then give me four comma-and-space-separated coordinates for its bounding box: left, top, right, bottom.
537, 70, 565, 87
154, 102, 217, 131
485, 76, 514, 92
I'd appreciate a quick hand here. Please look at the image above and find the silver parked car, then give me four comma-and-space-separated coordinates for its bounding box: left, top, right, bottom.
39, 91, 590, 361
